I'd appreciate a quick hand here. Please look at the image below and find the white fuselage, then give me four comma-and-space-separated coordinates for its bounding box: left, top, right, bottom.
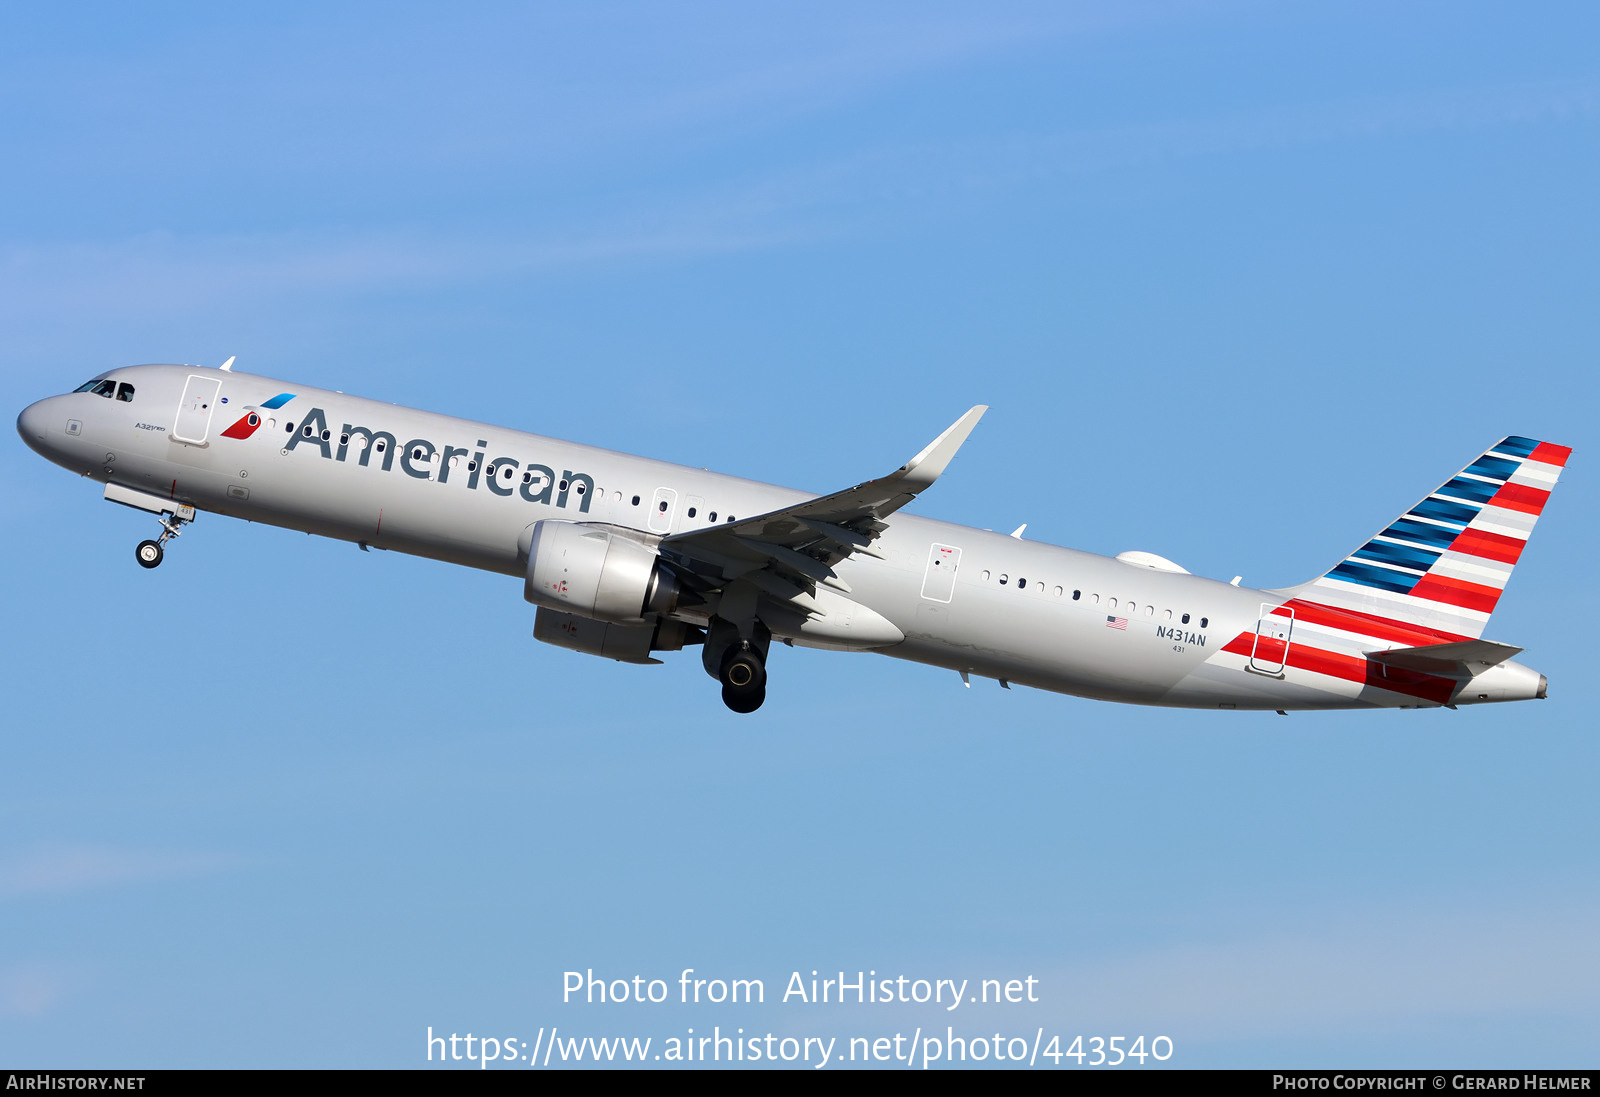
17, 364, 1548, 712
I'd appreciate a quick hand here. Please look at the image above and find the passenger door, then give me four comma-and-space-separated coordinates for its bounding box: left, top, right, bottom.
1250, 603, 1294, 674
172, 375, 223, 445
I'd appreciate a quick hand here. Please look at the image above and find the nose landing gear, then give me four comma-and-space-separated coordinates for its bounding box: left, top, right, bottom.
134, 509, 191, 569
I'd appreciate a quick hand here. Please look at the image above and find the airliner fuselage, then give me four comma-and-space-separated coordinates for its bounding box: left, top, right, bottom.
18, 364, 1563, 714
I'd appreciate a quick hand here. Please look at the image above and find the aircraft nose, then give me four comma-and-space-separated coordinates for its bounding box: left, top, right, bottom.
17, 396, 65, 460
17, 399, 47, 446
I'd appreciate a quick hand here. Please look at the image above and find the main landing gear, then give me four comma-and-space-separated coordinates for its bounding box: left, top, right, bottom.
134, 510, 191, 569
704, 617, 770, 714
719, 642, 767, 714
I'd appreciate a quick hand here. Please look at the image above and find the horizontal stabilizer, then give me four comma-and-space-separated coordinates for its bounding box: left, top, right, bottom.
1367, 639, 1524, 675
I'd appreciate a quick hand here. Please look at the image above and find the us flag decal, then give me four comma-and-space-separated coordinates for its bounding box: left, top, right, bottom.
1106, 616, 1127, 630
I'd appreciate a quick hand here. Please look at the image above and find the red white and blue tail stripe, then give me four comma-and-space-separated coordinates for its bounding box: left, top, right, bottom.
1288, 436, 1571, 641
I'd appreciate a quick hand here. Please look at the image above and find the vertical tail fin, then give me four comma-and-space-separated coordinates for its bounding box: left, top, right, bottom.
1287, 437, 1571, 640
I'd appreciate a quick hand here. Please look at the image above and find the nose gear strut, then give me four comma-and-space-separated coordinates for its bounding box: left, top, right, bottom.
134, 509, 191, 569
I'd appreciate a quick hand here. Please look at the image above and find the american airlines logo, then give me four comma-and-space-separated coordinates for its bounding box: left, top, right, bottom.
221, 392, 297, 439
279, 405, 596, 513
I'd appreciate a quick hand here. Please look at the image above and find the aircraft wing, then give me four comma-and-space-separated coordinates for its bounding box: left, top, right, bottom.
659, 405, 986, 593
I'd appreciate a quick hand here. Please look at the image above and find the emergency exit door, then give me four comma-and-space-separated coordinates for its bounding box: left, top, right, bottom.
920, 543, 961, 602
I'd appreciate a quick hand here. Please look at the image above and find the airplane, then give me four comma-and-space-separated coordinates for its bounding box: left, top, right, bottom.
17, 361, 1569, 714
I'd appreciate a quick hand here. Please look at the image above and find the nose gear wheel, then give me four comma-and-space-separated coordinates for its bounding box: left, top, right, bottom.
133, 509, 191, 569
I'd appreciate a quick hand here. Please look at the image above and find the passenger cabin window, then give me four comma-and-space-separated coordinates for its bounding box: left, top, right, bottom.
709, 511, 717, 521
687, 507, 697, 518
116, 383, 134, 402
1181, 613, 1190, 624
1200, 617, 1208, 628
1017, 578, 1027, 590
1072, 590, 1081, 600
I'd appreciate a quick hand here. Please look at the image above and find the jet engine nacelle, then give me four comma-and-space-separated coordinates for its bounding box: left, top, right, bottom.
532, 608, 700, 665
523, 520, 682, 625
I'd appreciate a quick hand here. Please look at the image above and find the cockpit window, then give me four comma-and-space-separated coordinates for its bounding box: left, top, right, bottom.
74, 379, 117, 397
116, 383, 135, 402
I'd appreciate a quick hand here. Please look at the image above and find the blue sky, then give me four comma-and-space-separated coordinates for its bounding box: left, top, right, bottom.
3, 1, 1597, 1069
